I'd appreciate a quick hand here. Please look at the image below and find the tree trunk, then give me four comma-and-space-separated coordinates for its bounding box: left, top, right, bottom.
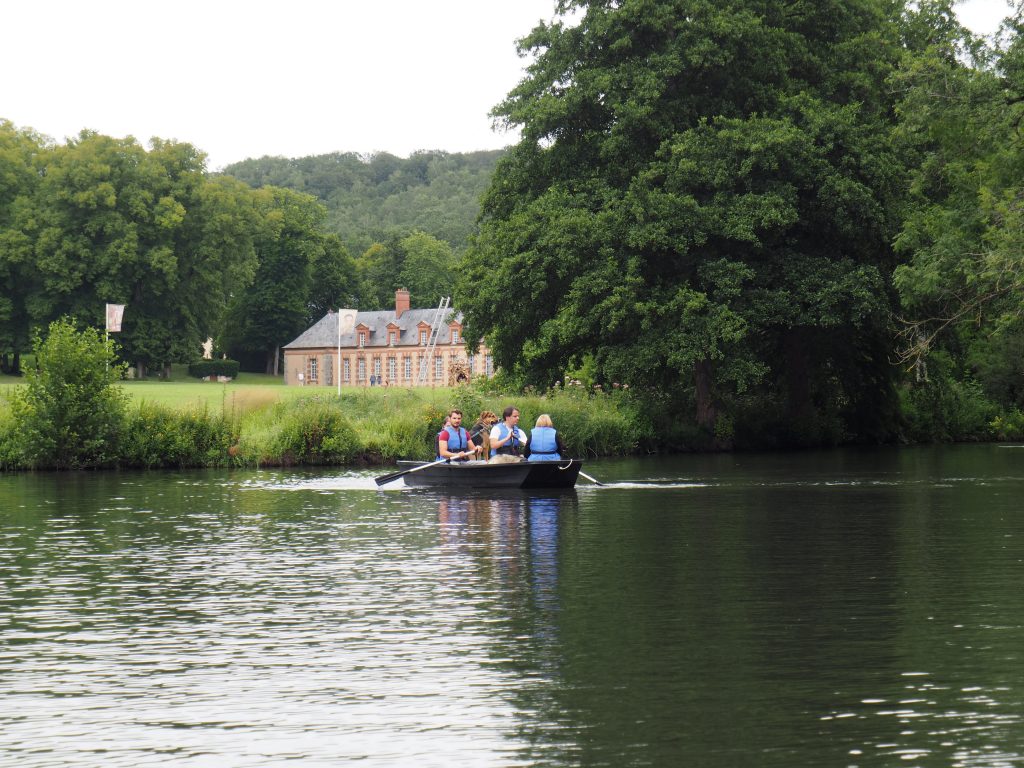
273, 346, 280, 376
694, 358, 716, 432
10, 352, 20, 375
136, 361, 147, 380
783, 329, 813, 424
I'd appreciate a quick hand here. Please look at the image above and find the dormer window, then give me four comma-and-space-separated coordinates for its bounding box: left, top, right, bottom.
358, 332, 367, 348
420, 329, 428, 345
451, 328, 460, 345
388, 331, 396, 346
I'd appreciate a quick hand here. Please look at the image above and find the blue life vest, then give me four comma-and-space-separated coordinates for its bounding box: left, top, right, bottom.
490, 423, 523, 457
528, 426, 560, 461
437, 426, 468, 460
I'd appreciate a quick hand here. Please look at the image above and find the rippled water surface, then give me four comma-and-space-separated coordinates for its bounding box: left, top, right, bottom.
3, 445, 1024, 766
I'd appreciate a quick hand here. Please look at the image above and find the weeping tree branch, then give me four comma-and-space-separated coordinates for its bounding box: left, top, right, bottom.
893, 273, 1024, 373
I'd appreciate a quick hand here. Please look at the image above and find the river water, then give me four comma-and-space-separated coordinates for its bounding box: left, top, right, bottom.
2, 445, 1023, 767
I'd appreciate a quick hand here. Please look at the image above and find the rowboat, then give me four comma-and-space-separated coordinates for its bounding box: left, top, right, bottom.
394, 459, 583, 489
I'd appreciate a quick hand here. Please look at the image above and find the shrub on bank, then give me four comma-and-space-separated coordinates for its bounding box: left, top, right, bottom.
237, 397, 358, 466
899, 377, 997, 442
9, 319, 128, 469
121, 402, 236, 469
512, 392, 641, 457
188, 359, 241, 380
990, 409, 1024, 441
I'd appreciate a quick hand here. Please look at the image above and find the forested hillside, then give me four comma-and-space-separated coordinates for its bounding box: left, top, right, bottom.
223, 150, 503, 256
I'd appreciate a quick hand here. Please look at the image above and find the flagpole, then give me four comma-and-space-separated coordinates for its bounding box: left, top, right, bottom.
337, 309, 342, 397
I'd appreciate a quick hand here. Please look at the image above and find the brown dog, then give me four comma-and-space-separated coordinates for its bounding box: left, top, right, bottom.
472, 411, 497, 459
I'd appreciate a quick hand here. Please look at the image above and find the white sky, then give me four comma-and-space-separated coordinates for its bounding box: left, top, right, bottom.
0, 0, 1012, 172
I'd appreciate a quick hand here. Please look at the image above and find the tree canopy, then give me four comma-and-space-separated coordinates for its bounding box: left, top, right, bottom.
0, 127, 355, 377
458, 0, 909, 445
223, 149, 503, 256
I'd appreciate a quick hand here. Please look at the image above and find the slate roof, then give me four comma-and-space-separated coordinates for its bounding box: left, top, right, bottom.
283, 308, 465, 350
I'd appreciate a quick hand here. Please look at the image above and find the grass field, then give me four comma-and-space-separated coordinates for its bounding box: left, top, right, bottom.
0, 367, 457, 413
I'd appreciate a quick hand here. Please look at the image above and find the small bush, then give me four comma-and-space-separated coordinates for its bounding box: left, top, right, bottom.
990, 409, 1024, 441
239, 397, 358, 466
121, 402, 235, 468
900, 377, 997, 442
9, 318, 128, 469
188, 359, 241, 379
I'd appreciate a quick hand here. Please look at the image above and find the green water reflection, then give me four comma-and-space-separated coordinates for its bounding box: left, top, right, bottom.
2, 445, 1023, 766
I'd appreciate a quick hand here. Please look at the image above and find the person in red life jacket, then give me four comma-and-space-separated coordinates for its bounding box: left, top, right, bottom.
437, 409, 481, 462
527, 413, 566, 461
489, 405, 528, 463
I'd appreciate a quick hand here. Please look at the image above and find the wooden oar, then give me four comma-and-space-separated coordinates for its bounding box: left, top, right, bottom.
376, 422, 489, 486
375, 457, 451, 486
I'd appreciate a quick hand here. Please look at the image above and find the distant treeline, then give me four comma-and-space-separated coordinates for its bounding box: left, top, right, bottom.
223, 149, 504, 257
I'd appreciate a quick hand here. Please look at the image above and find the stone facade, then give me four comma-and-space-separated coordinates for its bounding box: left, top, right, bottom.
281, 290, 494, 387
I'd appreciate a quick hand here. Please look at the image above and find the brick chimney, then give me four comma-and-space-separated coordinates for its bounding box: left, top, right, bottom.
395, 288, 410, 318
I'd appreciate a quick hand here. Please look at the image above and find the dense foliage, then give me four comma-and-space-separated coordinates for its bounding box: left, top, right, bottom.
890, 4, 1024, 440
224, 152, 486, 312
459, 0, 910, 448
0, 124, 357, 378
223, 150, 503, 256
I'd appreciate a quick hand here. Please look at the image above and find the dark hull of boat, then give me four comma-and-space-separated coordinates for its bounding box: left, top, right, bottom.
397, 459, 583, 489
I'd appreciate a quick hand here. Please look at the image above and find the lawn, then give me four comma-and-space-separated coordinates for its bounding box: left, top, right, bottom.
1, 366, 457, 413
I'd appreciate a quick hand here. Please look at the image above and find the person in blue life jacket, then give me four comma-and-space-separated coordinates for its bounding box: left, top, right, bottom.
437, 409, 481, 462
489, 405, 528, 463
527, 413, 566, 461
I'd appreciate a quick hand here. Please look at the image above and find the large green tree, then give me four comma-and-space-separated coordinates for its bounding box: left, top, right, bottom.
354, 231, 455, 310
224, 187, 340, 373
0, 120, 45, 373
27, 131, 258, 377
458, 0, 907, 445
892, 4, 1024, 390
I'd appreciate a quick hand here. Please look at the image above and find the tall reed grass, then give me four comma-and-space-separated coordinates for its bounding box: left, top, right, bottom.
0, 384, 643, 470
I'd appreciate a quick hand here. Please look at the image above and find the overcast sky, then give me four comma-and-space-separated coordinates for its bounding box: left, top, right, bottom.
0, 0, 1012, 171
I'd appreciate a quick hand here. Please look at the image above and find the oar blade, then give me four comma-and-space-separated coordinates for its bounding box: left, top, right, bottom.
374, 471, 404, 486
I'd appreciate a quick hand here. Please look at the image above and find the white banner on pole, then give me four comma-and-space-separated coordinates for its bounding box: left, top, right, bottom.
105, 304, 125, 332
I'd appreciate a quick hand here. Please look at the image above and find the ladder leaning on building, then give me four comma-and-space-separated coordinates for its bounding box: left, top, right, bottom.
417, 296, 451, 385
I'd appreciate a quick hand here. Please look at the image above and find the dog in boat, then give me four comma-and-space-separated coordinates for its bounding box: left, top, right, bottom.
471, 410, 498, 460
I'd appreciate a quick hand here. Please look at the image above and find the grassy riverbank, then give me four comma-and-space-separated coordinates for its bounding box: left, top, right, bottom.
0, 376, 642, 470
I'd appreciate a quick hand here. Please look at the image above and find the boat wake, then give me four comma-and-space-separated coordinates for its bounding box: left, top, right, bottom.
585, 481, 709, 489
240, 475, 392, 492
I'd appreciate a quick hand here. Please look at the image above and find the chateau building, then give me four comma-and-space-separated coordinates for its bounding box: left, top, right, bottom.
282, 289, 493, 387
